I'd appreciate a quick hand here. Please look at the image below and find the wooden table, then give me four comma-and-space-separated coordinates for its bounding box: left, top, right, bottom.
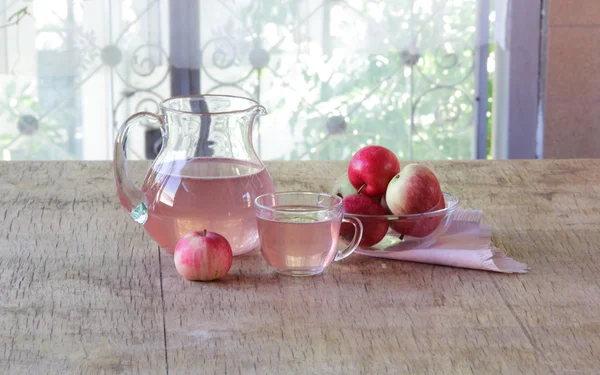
1, 160, 599, 374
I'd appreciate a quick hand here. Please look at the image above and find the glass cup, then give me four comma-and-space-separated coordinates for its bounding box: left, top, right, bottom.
254, 192, 363, 276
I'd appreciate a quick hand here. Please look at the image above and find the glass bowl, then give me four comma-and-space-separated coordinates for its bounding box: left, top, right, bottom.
339, 192, 459, 253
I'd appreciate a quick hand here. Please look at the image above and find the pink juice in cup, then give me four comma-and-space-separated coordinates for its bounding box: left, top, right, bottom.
257, 207, 342, 272
255, 192, 363, 276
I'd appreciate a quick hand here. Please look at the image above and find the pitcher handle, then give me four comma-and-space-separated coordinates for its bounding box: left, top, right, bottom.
335, 216, 363, 261
113, 112, 166, 225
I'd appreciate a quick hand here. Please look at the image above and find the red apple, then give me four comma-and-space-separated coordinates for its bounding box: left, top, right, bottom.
402, 200, 445, 237
340, 194, 388, 247
331, 172, 358, 198
386, 164, 445, 238
348, 146, 400, 197
174, 230, 233, 281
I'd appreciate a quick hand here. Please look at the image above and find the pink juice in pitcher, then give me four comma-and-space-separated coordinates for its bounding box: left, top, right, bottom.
257, 207, 343, 272
140, 157, 274, 255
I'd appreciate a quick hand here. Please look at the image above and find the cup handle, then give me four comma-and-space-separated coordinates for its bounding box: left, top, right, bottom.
335, 216, 363, 261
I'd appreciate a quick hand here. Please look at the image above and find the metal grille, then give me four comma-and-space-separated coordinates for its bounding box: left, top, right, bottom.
0, 0, 490, 161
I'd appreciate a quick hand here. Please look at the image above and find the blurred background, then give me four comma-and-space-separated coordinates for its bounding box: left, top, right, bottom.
0, 0, 557, 162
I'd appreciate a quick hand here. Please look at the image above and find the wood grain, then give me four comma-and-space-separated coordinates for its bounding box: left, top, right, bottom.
2, 160, 600, 374
0, 162, 166, 374
441, 160, 600, 374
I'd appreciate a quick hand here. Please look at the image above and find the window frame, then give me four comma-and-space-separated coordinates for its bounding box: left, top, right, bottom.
491, 0, 546, 159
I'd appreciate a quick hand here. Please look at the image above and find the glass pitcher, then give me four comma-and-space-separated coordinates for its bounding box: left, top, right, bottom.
114, 94, 275, 256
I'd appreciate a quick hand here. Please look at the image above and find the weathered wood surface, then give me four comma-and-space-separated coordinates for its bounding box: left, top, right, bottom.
0, 162, 166, 374
1, 160, 600, 374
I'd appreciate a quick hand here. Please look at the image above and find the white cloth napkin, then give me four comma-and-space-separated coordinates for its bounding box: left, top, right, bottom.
356, 209, 529, 273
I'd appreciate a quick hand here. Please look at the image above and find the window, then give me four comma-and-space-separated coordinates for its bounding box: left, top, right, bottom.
0, 0, 495, 161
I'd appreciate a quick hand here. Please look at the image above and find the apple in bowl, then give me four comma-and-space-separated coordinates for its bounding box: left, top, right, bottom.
385, 164, 445, 238
340, 194, 389, 247
347, 145, 400, 197
331, 172, 358, 198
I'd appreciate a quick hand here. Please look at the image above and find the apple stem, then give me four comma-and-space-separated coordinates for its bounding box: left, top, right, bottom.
357, 183, 366, 194
202, 229, 207, 237
399, 234, 404, 241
